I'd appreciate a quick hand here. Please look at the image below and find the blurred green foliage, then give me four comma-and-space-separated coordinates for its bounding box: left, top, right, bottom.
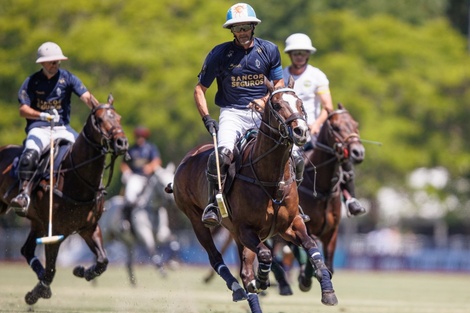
0, 0, 469, 209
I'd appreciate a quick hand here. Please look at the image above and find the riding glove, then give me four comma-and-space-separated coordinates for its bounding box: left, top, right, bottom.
39, 109, 60, 123
202, 115, 219, 135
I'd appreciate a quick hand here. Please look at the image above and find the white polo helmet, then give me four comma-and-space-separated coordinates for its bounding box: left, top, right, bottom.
36, 42, 68, 63
284, 33, 317, 54
223, 3, 261, 29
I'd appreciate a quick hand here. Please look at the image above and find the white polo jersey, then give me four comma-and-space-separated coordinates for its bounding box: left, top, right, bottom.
282, 65, 329, 124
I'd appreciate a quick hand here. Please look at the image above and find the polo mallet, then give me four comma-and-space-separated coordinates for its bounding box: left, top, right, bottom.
37, 116, 64, 244
212, 132, 228, 218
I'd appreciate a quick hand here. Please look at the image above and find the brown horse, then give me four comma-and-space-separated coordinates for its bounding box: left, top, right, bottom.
167, 77, 338, 312
297, 103, 365, 291
0, 95, 128, 304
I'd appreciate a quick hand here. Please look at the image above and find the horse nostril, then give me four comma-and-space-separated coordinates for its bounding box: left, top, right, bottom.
293, 126, 307, 138
350, 147, 365, 161
115, 138, 129, 152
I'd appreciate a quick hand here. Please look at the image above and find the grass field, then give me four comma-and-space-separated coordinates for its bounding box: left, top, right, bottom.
0, 262, 469, 313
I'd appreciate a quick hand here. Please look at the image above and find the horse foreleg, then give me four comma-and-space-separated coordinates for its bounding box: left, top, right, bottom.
21, 229, 52, 305
286, 216, 338, 306
238, 230, 272, 293
191, 218, 246, 302
21, 230, 44, 281
204, 227, 233, 284
73, 225, 108, 281
271, 258, 293, 296
265, 238, 293, 296
237, 244, 263, 313
24, 241, 61, 305
320, 230, 338, 275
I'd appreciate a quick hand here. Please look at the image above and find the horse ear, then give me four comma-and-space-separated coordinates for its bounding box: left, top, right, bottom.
265, 77, 274, 93
337, 103, 344, 110
107, 93, 114, 105
287, 75, 295, 89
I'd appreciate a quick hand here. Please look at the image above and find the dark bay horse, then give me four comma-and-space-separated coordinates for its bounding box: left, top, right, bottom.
297, 103, 365, 291
0, 95, 128, 304
167, 77, 338, 312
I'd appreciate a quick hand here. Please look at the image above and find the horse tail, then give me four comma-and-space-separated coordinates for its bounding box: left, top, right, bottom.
164, 183, 173, 194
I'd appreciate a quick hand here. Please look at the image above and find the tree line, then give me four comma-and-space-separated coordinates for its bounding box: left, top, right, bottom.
0, 0, 469, 228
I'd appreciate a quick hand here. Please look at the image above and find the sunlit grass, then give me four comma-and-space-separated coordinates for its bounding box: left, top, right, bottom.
0, 262, 469, 313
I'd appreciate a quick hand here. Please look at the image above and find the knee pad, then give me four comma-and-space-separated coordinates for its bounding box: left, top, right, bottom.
18, 149, 40, 180
206, 147, 233, 182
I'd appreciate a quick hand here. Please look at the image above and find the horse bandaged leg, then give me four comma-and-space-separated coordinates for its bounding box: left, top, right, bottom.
256, 261, 271, 291
307, 247, 338, 306
216, 263, 247, 301
25, 280, 52, 305
29, 256, 45, 281
247, 293, 262, 313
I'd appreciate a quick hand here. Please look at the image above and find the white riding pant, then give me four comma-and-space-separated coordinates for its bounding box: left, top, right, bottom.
218, 107, 261, 151
24, 125, 78, 154
124, 173, 148, 205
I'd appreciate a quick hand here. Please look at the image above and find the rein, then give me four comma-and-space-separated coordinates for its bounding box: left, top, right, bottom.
303, 109, 360, 199
50, 104, 123, 204
237, 88, 303, 205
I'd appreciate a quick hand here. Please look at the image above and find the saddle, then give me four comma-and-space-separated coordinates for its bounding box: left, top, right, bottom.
222, 129, 258, 195
9, 140, 72, 196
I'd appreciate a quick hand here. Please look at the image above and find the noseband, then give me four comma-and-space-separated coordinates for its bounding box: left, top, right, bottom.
263, 88, 307, 143
315, 110, 360, 161
81, 104, 124, 154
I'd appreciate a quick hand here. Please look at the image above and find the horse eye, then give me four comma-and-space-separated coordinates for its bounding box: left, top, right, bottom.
272, 103, 281, 111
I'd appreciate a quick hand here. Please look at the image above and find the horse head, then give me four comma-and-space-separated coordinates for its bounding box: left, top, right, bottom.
86, 94, 129, 156
323, 103, 365, 164
264, 76, 309, 147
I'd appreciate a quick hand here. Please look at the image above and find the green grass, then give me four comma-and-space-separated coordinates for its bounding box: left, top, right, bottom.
0, 262, 469, 313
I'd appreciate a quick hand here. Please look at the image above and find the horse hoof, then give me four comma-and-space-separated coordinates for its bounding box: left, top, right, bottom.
232, 288, 247, 302
40, 286, 52, 299
256, 280, 270, 291
298, 275, 312, 292
73, 266, 85, 278
279, 284, 293, 296
321, 290, 338, 306
25, 292, 38, 305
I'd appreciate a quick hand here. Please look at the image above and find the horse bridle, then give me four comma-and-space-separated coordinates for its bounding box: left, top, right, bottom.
83, 104, 125, 153
262, 88, 307, 142
239, 88, 307, 206
61, 104, 125, 195
304, 109, 361, 198
315, 109, 360, 163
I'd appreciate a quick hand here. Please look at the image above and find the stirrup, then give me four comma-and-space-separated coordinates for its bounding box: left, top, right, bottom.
10, 194, 31, 217
346, 198, 366, 217
202, 203, 221, 228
